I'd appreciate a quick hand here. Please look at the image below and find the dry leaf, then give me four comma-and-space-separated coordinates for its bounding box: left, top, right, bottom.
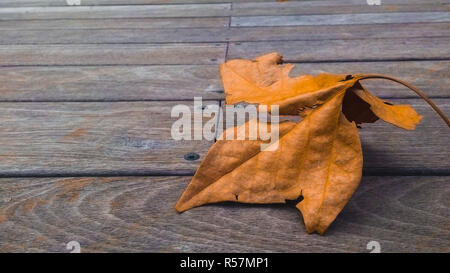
349, 82, 422, 130
176, 81, 362, 235
176, 52, 449, 234
220, 52, 348, 115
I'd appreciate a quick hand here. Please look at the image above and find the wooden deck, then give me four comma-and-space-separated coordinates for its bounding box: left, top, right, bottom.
0, 0, 449, 253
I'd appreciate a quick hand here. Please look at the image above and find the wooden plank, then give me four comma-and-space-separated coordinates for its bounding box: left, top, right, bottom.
233, 2, 450, 16
231, 12, 450, 27
358, 98, 449, 175
288, 60, 450, 98
0, 101, 219, 176
0, 17, 230, 30
3, 3, 447, 24
1, 23, 449, 44
0, 176, 448, 252
0, 99, 448, 176
227, 23, 450, 42
0, 0, 276, 6
220, 98, 450, 175
228, 38, 450, 62
0, 44, 226, 65
0, 28, 230, 44
0, 65, 224, 101
0, 61, 447, 101
0, 0, 447, 7
283, 0, 450, 5
0, 4, 231, 20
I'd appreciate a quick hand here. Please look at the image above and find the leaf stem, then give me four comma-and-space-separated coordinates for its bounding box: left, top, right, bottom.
356, 74, 450, 128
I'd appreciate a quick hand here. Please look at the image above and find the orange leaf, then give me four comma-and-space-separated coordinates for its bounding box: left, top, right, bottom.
176, 87, 362, 234
219, 52, 348, 115
350, 82, 422, 130
175, 52, 437, 235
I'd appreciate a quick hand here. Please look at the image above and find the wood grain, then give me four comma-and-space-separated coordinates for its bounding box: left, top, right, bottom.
0, 17, 230, 30
0, 0, 278, 6
0, 0, 447, 7
0, 61, 447, 101
0, 4, 231, 20
0, 101, 218, 176
0, 44, 226, 65
0, 0, 448, 254
0, 99, 447, 176
233, 2, 450, 16
0, 65, 223, 101
358, 98, 450, 175
0, 1, 447, 19
220, 98, 450, 175
226, 23, 450, 42
1, 23, 449, 44
228, 37, 450, 62
0, 176, 448, 252
231, 12, 450, 27
288, 60, 450, 98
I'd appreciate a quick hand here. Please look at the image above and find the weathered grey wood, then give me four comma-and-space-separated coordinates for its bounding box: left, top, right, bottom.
0, 0, 448, 254
0, 176, 448, 252
220, 99, 450, 175
3, 3, 447, 23
228, 38, 450, 62
227, 23, 450, 43
0, 17, 230, 30
0, 0, 283, 6
357, 99, 450, 175
0, 65, 223, 101
1, 0, 447, 12
0, 44, 226, 65
233, 2, 450, 16
0, 99, 447, 176
280, 0, 450, 5
0, 0, 447, 7
289, 60, 450, 98
0, 4, 231, 20
231, 12, 450, 27
0, 101, 219, 176
0, 61, 447, 101
1, 23, 449, 44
